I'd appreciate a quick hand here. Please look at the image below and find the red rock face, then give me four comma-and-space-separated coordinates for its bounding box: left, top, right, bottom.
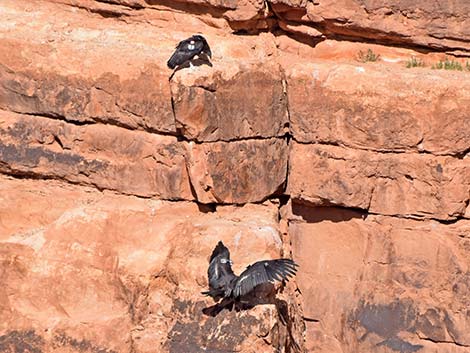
0, 63, 176, 133
290, 207, 470, 352
2, 0, 470, 352
45, 0, 470, 51
271, 0, 470, 52
0, 176, 296, 353
188, 138, 288, 203
289, 143, 470, 220
171, 63, 288, 141
287, 63, 470, 154
0, 110, 192, 199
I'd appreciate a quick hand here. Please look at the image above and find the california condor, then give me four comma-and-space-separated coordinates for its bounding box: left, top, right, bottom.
202, 241, 298, 316
167, 34, 212, 70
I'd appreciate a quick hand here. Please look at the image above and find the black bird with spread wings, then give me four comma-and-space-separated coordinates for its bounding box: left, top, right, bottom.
167, 34, 212, 69
202, 241, 298, 315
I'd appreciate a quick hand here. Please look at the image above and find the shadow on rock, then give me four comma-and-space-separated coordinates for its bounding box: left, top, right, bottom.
202, 283, 300, 352
169, 56, 213, 80
202, 283, 285, 317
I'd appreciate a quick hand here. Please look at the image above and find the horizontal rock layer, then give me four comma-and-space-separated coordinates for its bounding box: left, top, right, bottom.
287, 63, 470, 155
48, 0, 470, 52
0, 0, 287, 141
289, 143, 470, 220
272, 0, 470, 52
0, 110, 287, 203
0, 110, 192, 199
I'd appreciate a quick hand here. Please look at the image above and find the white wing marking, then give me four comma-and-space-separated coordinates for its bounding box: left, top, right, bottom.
214, 261, 219, 278
238, 275, 249, 284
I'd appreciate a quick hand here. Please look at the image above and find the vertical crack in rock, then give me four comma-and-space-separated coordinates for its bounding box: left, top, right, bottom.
275, 67, 307, 348
168, 74, 178, 137
183, 141, 203, 202
280, 65, 292, 197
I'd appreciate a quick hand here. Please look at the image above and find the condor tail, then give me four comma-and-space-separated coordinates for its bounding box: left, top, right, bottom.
167, 51, 180, 69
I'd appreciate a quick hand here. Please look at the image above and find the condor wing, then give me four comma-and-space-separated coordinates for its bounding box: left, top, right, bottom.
233, 259, 298, 298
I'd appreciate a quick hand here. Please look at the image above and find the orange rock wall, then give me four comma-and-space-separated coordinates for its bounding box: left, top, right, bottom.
1, 0, 470, 352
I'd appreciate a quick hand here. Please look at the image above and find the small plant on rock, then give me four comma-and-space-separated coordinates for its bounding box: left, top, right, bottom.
406, 57, 425, 68
357, 49, 380, 63
431, 57, 463, 71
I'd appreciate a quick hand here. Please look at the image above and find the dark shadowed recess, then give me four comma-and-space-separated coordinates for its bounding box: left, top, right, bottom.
95, 0, 145, 10
144, 0, 229, 16
291, 201, 366, 224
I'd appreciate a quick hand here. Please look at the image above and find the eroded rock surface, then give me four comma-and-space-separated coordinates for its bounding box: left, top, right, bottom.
272, 0, 470, 52
0, 176, 298, 353
289, 204, 470, 353
188, 137, 288, 204
171, 62, 288, 142
46, 0, 470, 52
287, 63, 470, 155
0, 110, 192, 199
289, 143, 470, 220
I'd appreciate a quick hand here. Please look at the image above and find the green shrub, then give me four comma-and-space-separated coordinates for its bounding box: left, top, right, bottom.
431, 58, 463, 71
357, 49, 380, 63
406, 57, 425, 68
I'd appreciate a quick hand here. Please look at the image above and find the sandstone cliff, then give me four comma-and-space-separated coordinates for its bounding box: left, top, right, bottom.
1, 0, 470, 352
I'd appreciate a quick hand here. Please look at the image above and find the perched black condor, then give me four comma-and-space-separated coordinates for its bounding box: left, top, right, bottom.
167, 34, 212, 70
